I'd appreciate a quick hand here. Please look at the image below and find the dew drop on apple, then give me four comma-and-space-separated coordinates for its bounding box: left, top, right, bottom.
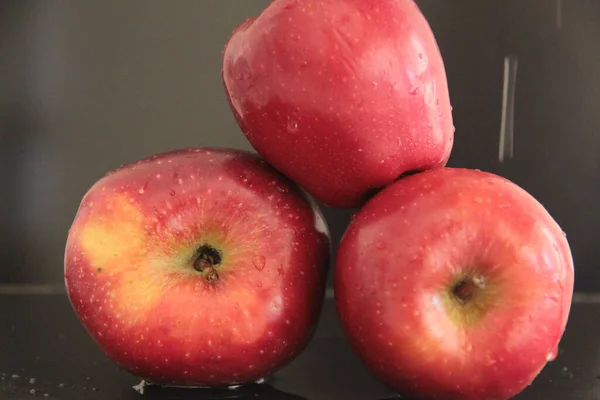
284, 1, 296, 10
138, 182, 148, 195
252, 255, 266, 271
375, 241, 386, 250
287, 119, 299, 133
169, 189, 176, 196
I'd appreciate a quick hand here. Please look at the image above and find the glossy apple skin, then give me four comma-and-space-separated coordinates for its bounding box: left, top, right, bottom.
222, 0, 454, 208
335, 168, 574, 400
64, 147, 330, 387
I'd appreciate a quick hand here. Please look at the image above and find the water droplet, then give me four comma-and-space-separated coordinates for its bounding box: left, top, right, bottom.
284, 1, 296, 10
372, 81, 378, 87
409, 85, 419, 95
257, 281, 263, 288
418, 53, 424, 59
58, 383, 65, 388
30, 389, 36, 395
562, 231, 567, 237
252, 255, 266, 271
376, 241, 386, 250
278, 266, 285, 276
276, 186, 288, 194
29, 378, 36, 384
138, 182, 148, 195
287, 119, 299, 132
169, 189, 176, 196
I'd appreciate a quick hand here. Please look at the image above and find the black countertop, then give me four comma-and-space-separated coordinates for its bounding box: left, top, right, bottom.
1, 292, 599, 400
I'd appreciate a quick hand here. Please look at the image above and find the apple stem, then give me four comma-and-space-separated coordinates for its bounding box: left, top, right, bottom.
194, 257, 220, 283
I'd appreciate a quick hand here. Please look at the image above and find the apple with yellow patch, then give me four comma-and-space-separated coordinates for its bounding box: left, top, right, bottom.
335, 168, 574, 399
64, 147, 330, 387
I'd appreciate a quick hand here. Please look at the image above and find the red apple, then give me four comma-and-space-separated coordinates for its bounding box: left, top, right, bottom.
64, 147, 330, 387
222, 0, 454, 208
334, 168, 574, 399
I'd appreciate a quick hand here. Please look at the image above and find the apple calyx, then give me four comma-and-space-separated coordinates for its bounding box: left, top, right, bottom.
193, 245, 222, 283
452, 275, 486, 305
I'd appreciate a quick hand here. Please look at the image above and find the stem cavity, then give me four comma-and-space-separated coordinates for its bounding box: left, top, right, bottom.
194, 245, 222, 283
453, 275, 486, 305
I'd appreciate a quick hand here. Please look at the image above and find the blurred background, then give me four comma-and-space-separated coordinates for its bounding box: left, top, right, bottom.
1, 0, 598, 291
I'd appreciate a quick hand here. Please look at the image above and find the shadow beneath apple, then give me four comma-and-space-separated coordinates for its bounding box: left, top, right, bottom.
138, 382, 307, 400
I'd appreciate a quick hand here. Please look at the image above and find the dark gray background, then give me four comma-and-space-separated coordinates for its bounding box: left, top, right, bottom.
1, 0, 598, 291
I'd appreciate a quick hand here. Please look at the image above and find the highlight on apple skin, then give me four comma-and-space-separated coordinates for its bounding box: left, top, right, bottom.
334, 167, 574, 400
222, 0, 455, 208
64, 147, 331, 388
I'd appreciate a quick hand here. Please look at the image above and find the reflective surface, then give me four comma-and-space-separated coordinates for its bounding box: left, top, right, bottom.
1, 296, 599, 399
